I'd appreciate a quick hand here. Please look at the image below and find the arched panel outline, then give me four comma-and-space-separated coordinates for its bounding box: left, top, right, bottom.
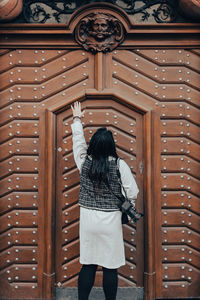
39, 88, 161, 300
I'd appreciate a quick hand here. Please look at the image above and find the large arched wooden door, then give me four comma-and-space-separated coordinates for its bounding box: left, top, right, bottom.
55, 98, 144, 291
0, 3, 200, 300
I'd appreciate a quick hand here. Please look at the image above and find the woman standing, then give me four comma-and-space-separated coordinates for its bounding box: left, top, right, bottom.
71, 102, 139, 300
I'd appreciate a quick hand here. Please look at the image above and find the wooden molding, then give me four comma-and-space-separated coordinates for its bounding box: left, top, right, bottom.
42, 89, 156, 299
42, 110, 56, 299
0, 23, 200, 48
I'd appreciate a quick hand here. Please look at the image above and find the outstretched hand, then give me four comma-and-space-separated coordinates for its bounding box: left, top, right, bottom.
71, 101, 85, 119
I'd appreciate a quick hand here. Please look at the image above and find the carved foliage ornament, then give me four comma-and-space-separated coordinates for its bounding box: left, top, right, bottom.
21, 0, 178, 23
21, 1, 178, 24
75, 13, 125, 53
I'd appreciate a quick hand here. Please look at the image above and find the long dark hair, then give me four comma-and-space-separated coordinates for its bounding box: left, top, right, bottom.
87, 127, 118, 186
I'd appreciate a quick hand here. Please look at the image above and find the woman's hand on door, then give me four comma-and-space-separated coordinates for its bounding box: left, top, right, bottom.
71, 101, 85, 120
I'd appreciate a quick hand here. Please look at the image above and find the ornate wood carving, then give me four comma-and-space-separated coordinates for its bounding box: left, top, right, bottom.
75, 12, 125, 53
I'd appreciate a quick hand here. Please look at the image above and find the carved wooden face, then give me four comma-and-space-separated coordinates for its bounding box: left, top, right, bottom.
91, 17, 109, 40
75, 12, 125, 53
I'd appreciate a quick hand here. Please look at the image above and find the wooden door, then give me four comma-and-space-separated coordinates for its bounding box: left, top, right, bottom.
0, 5, 200, 299
55, 98, 144, 288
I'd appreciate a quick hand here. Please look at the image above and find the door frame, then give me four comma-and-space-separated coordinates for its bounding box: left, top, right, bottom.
39, 89, 161, 300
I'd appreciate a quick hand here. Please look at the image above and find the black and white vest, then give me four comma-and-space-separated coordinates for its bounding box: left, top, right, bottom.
79, 156, 122, 211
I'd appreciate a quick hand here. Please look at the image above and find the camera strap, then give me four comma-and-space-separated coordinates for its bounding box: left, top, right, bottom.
115, 158, 130, 201
106, 158, 128, 205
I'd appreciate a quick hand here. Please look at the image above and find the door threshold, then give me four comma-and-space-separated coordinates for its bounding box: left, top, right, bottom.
56, 287, 144, 300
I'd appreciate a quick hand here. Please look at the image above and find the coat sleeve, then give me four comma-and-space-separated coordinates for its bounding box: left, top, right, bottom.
118, 159, 139, 207
71, 120, 87, 171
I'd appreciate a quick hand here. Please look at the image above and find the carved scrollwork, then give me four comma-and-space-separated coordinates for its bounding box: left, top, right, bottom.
75, 12, 125, 53
21, 1, 178, 24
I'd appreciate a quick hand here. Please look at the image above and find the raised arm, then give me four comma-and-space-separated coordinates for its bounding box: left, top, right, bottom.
71, 102, 87, 171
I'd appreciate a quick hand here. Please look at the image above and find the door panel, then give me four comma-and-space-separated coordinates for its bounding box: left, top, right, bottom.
0, 48, 92, 299
55, 99, 144, 288
0, 42, 199, 299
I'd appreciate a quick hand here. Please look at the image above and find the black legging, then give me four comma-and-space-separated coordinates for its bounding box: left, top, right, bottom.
78, 264, 118, 300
